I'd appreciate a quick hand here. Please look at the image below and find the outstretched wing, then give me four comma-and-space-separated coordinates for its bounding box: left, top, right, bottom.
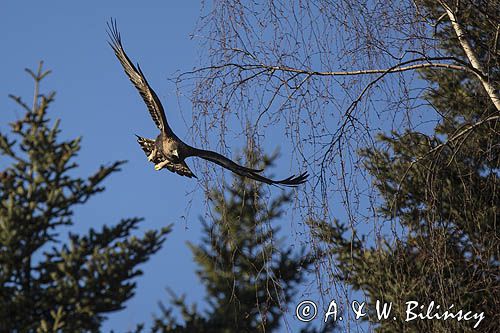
107, 19, 175, 137
188, 147, 308, 187
136, 135, 195, 178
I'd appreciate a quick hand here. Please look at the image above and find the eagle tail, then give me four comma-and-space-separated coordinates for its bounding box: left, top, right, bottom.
135, 134, 156, 157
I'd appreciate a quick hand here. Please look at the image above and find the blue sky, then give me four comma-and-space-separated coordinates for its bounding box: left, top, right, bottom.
2, 1, 206, 331
1, 1, 322, 331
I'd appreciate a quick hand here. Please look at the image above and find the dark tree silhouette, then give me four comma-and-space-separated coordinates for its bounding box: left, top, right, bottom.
151, 152, 323, 332
310, 1, 499, 331
0, 63, 170, 332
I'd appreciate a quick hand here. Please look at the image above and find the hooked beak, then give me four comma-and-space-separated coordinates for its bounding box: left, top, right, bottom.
172, 149, 179, 158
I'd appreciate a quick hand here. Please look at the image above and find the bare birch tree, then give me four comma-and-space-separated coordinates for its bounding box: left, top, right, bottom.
174, 1, 499, 329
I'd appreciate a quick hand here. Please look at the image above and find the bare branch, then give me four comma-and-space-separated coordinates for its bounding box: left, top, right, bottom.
181, 56, 471, 79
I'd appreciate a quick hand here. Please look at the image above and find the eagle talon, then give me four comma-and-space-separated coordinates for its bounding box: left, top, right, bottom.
147, 149, 156, 162
154, 159, 169, 171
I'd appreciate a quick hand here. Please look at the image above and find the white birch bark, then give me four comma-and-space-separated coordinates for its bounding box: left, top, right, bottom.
443, 4, 500, 110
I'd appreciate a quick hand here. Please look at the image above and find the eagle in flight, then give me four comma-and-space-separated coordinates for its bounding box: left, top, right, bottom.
107, 20, 308, 187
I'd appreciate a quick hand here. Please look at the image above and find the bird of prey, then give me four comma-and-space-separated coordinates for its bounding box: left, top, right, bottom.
107, 20, 308, 187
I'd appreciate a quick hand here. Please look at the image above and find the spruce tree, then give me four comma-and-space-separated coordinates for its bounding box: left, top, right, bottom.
151, 152, 315, 333
312, 1, 499, 332
0, 63, 170, 332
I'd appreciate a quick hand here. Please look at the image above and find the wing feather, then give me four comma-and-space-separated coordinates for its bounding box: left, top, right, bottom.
189, 147, 307, 187
107, 19, 174, 136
